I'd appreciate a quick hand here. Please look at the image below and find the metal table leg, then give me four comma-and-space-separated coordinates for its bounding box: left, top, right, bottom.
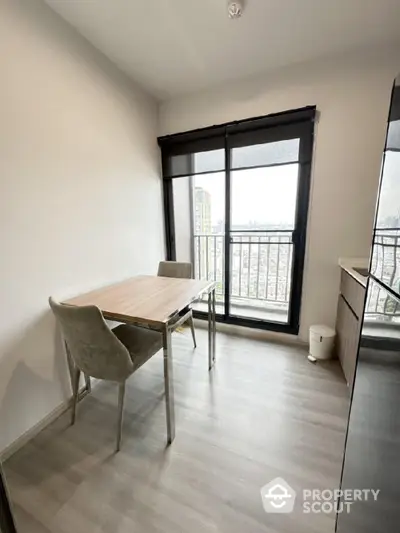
208, 291, 213, 370
163, 326, 175, 444
212, 288, 216, 365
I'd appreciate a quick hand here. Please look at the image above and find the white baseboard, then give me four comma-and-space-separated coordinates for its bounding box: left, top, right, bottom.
0, 386, 88, 462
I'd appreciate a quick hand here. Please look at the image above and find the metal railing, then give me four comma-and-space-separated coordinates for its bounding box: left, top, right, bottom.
366, 229, 400, 318
194, 231, 293, 310
194, 229, 400, 319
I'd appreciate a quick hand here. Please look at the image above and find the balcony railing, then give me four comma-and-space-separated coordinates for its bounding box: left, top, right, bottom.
194, 231, 293, 312
366, 229, 400, 319
194, 229, 400, 321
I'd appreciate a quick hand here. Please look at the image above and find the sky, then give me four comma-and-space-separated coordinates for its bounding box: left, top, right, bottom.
376, 151, 400, 228
194, 164, 299, 229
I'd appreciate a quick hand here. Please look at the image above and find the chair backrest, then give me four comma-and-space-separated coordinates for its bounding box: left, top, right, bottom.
49, 297, 134, 382
157, 261, 192, 279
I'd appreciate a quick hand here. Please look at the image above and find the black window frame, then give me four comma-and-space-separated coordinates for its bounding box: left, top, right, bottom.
158, 106, 316, 335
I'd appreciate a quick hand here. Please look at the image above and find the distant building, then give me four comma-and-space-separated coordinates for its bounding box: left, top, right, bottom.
195, 187, 212, 234
194, 187, 212, 279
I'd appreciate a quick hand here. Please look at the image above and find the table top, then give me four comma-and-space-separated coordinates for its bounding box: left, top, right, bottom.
64, 275, 215, 328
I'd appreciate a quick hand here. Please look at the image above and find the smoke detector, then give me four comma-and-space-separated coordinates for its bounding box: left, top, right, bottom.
228, 1, 244, 19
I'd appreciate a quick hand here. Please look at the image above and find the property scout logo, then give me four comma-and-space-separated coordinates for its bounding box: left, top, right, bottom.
260, 477, 380, 514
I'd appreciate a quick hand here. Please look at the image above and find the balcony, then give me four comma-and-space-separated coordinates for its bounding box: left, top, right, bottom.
192, 229, 400, 325
192, 231, 293, 323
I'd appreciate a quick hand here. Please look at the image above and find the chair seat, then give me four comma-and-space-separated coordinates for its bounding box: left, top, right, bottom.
112, 324, 162, 371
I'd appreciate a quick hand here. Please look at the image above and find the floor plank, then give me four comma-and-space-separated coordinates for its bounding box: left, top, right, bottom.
4, 330, 349, 533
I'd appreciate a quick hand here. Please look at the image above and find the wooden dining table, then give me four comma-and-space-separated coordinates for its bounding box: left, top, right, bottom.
63, 275, 216, 443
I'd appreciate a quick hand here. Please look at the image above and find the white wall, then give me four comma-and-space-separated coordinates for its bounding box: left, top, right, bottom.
0, 0, 164, 452
159, 49, 400, 341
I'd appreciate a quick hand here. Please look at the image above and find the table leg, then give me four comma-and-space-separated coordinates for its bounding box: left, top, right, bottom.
208, 291, 213, 370
212, 288, 216, 364
163, 326, 175, 444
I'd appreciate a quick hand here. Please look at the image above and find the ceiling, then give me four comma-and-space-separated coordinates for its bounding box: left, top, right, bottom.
44, 0, 400, 100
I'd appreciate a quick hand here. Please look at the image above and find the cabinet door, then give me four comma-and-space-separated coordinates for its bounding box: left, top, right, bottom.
340, 270, 365, 319
336, 295, 360, 389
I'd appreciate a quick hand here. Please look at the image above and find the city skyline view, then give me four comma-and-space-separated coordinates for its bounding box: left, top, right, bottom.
192, 166, 298, 323
194, 164, 299, 230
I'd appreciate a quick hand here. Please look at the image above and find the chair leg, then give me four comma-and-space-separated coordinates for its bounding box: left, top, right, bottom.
84, 373, 91, 393
116, 382, 126, 452
71, 367, 80, 426
189, 315, 197, 348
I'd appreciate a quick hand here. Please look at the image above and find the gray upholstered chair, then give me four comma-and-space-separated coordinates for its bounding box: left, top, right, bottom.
49, 297, 162, 452
157, 261, 197, 348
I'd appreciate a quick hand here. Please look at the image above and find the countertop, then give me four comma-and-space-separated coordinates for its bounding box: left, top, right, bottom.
338, 257, 368, 288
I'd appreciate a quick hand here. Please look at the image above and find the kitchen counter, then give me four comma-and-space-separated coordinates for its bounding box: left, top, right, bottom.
338, 257, 368, 288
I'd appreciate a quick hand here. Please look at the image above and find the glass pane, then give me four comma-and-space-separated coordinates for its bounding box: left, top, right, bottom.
168, 149, 225, 177
231, 164, 299, 230
372, 151, 400, 292
375, 151, 400, 229
194, 149, 225, 174
191, 173, 225, 315
229, 164, 300, 324
170, 154, 191, 177
387, 120, 400, 151
232, 139, 299, 169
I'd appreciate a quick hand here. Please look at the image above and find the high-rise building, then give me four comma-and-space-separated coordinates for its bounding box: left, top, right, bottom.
194, 187, 212, 280
194, 187, 212, 234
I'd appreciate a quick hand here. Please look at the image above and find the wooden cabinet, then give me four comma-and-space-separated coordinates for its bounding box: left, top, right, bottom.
336, 270, 366, 389
340, 270, 365, 318
336, 295, 361, 389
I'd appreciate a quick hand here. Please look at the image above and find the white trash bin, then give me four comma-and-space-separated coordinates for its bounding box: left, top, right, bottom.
309, 325, 335, 360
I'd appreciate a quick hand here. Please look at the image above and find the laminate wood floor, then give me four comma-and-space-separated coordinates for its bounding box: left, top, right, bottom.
4, 330, 349, 533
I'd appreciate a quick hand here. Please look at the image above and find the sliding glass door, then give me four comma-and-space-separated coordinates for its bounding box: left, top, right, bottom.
159, 107, 315, 334
229, 164, 299, 324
